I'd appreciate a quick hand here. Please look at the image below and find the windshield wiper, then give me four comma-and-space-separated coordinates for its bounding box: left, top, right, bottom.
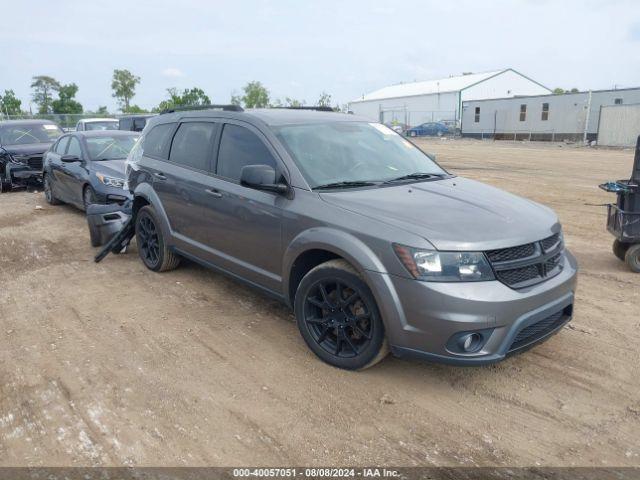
313, 180, 378, 190
383, 172, 448, 184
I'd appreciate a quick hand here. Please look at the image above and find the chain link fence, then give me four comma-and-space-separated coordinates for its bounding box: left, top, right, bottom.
0, 113, 125, 131
377, 108, 460, 137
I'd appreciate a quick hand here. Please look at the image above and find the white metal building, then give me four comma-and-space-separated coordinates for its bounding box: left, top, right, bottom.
461, 87, 640, 143
349, 69, 551, 127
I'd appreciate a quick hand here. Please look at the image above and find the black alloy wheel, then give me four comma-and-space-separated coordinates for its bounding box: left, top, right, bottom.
137, 212, 161, 269
304, 279, 374, 358
134, 205, 181, 272
295, 259, 387, 370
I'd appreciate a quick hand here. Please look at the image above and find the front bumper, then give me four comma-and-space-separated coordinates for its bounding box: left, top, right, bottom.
367, 249, 578, 366
94, 185, 132, 205
5, 163, 42, 184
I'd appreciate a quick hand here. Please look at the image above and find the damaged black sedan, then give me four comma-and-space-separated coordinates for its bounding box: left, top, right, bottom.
0, 120, 64, 192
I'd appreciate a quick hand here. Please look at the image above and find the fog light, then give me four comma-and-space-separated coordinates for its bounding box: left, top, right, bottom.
461, 333, 482, 352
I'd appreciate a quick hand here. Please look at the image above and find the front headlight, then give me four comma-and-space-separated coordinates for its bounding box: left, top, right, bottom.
393, 244, 495, 282
96, 173, 125, 188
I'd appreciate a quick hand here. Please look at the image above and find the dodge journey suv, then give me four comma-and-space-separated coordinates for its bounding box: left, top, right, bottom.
125, 106, 578, 370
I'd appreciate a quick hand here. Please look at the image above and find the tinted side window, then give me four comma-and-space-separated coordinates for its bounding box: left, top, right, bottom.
144, 123, 175, 160
217, 124, 277, 181
169, 122, 216, 171
67, 137, 82, 158
56, 137, 70, 154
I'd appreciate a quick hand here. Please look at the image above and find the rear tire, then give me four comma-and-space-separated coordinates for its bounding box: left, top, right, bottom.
294, 259, 388, 370
135, 205, 180, 272
44, 174, 61, 205
625, 244, 640, 273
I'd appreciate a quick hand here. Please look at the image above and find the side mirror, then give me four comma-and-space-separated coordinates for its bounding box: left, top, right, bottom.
240, 165, 288, 194
61, 155, 81, 163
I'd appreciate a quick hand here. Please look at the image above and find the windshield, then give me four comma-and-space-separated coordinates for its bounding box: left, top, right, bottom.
274, 122, 446, 188
0, 124, 63, 146
85, 121, 119, 131
86, 135, 139, 161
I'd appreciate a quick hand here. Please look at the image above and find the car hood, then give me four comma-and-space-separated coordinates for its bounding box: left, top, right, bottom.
319, 177, 560, 251
1, 143, 52, 156
93, 159, 127, 178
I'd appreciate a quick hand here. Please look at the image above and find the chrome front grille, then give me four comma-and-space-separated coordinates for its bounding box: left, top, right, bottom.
486, 233, 564, 289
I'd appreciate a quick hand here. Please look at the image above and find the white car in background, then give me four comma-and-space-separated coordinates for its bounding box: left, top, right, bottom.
75, 118, 119, 132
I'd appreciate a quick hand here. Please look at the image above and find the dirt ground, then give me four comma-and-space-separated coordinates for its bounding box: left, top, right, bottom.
0, 139, 638, 467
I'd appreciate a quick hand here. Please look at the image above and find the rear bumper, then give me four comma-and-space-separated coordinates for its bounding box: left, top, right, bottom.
367, 250, 578, 366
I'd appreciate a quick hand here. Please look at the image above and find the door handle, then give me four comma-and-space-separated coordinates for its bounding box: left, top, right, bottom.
205, 188, 223, 198
153, 172, 167, 181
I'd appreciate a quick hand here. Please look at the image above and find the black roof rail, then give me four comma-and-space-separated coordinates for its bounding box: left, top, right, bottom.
279, 106, 335, 112
160, 104, 244, 115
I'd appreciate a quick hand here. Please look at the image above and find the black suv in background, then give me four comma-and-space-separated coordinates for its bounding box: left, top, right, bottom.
0, 120, 64, 191
119, 114, 155, 132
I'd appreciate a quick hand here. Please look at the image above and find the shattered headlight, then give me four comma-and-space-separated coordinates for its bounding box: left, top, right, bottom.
96, 173, 125, 188
393, 244, 495, 282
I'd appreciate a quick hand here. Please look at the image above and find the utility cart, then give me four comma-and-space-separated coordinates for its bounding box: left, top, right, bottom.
599, 136, 640, 272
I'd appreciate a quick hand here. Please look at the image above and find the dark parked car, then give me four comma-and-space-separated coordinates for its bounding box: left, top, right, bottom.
119, 114, 155, 132
406, 121, 449, 137
0, 120, 64, 191
43, 130, 139, 210
125, 107, 577, 370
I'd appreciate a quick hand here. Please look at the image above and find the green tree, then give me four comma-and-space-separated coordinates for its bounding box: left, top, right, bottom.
317, 91, 332, 107
570, 88, 579, 93
230, 92, 242, 106
125, 105, 148, 114
96, 106, 108, 115
0, 90, 22, 116
284, 97, 305, 107
31, 75, 61, 113
156, 87, 211, 112
552, 87, 565, 94
242, 81, 269, 108
52, 83, 83, 114
111, 69, 140, 112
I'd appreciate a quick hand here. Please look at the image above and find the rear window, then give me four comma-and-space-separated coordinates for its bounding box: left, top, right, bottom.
143, 123, 176, 160
169, 122, 217, 171
85, 121, 119, 131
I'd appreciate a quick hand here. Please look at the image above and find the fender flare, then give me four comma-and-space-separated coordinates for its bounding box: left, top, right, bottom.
133, 183, 173, 243
282, 227, 388, 305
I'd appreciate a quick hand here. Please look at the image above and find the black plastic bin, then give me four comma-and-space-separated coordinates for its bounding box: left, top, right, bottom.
599, 135, 640, 272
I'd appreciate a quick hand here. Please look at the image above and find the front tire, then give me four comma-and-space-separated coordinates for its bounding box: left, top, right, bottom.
135, 205, 180, 272
294, 259, 388, 370
625, 244, 640, 273
83, 185, 96, 211
0, 174, 11, 193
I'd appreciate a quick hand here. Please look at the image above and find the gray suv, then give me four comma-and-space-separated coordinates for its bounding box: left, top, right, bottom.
126, 106, 578, 370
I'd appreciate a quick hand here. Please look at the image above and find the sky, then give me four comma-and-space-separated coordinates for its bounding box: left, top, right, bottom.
1, 0, 639, 112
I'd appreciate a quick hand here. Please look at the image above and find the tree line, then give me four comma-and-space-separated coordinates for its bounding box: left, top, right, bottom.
0, 69, 342, 117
